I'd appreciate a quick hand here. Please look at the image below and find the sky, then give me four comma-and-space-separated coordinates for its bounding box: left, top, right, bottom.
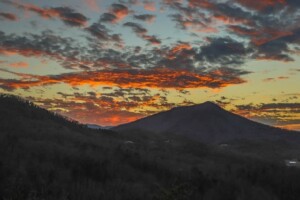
0, 0, 299, 130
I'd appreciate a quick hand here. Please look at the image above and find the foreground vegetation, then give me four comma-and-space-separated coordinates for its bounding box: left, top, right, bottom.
1, 94, 300, 200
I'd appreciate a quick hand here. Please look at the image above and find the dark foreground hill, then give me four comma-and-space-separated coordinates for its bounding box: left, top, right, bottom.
114, 102, 299, 144
1, 94, 300, 200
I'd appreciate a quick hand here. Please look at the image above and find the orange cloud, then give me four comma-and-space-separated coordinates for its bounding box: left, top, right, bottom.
0, 49, 19, 56
236, 0, 286, 10
29, 86, 194, 126
110, 4, 130, 22
214, 15, 250, 25
167, 43, 193, 59
0, 68, 246, 90
195, 26, 218, 33
113, 11, 128, 22
188, 0, 216, 9
9, 61, 29, 68
94, 112, 143, 126
84, 0, 100, 12
170, 43, 192, 54
144, 1, 156, 12
34, 97, 145, 126
65, 108, 144, 126
0, 47, 56, 58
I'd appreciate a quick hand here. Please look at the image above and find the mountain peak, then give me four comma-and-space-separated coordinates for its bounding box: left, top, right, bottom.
189, 101, 222, 111
114, 100, 292, 144
200, 101, 219, 107
172, 101, 221, 111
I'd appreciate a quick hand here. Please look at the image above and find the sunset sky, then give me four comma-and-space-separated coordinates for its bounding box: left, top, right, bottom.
0, 0, 299, 130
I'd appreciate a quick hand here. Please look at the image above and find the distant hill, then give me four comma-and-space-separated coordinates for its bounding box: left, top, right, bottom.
114, 101, 299, 144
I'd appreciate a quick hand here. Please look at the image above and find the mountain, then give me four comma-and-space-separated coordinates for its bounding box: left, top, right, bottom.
114, 101, 298, 144
86, 124, 113, 130
87, 124, 103, 129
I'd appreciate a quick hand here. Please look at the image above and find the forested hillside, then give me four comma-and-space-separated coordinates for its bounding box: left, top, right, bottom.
1, 94, 300, 200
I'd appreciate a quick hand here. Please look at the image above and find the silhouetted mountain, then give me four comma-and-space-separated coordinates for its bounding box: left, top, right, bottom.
87, 124, 103, 129
114, 101, 298, 144
87, 124, 114, 130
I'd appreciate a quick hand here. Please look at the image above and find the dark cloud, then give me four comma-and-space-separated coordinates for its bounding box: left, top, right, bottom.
118, 0, 139, 5
253, 28, 300, 62
123, 22, 161, 45
85, 23, 123, 43
0, 28, 250, 86
196, 37, 249, 66
133, 14, 156, 23
3, 1, 88, 27
101, 87, 151, 98
285, 0, 300, 8
0, 30, 77, 57
234, 0, 287, 11
124, 22, 147, 34
260, 103, 300, 110
0, 30, 127, 70
87, 91, 97, 97
165, 0, 300, 63
57, 92, 73, 98
51, 7, 89, 27
156, 42, 197, 70
0, 12, 18, 21
100, 13, 118, 23
170, 13, 216, 33
0, 30, 90, 70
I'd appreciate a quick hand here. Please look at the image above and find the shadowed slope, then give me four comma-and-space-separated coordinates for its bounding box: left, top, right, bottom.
114, 101, 298, 144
